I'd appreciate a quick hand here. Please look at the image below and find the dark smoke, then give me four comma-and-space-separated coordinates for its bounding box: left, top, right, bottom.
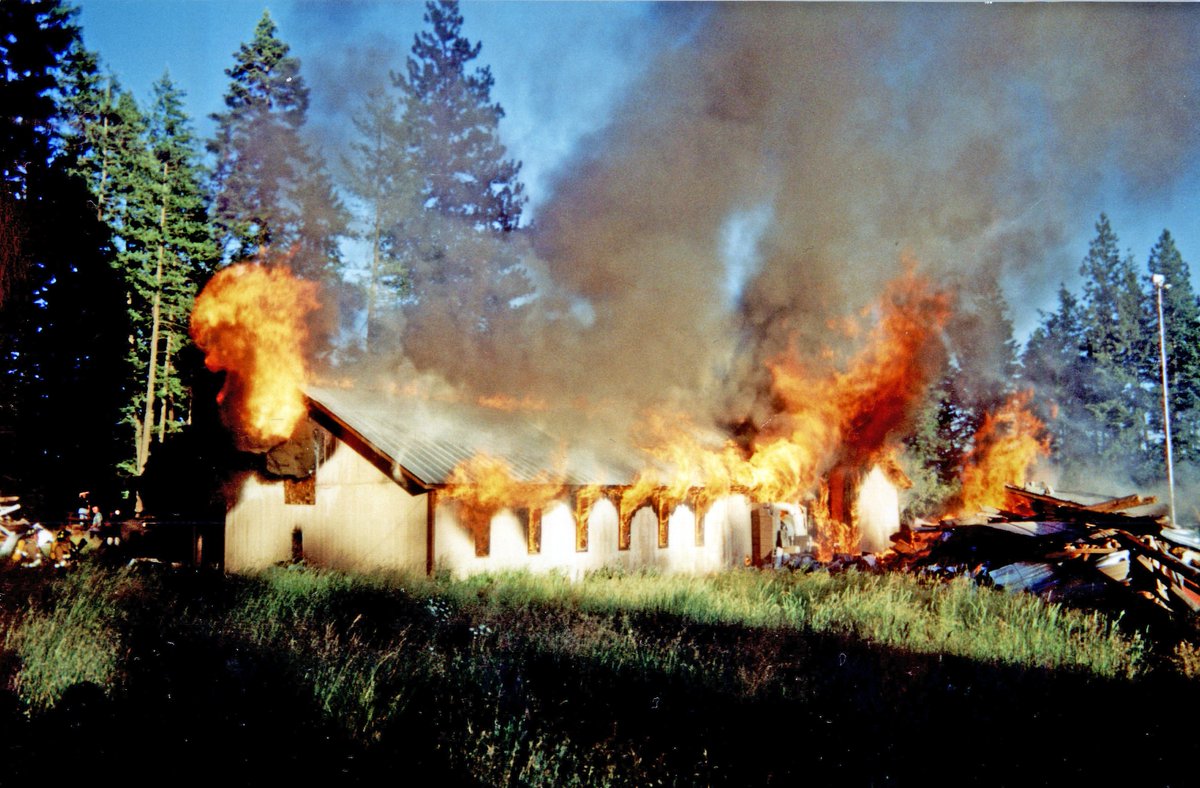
318, 4, 1200, 464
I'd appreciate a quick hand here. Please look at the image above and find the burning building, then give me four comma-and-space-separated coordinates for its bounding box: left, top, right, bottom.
191, 261, 958, 577
223, 384, 907, 576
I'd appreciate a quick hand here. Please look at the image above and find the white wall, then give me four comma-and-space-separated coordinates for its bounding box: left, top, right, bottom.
585, 498, 620, 572
226, 431, 767, 579
225, 437, 427, 574
624, 506, 660, 570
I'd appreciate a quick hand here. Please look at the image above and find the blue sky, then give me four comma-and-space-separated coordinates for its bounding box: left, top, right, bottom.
75, 0, 651, 219
73, 2, 1200, 343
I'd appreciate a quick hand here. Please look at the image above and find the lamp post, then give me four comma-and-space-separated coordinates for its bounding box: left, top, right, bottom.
1152, 273, 1177, 527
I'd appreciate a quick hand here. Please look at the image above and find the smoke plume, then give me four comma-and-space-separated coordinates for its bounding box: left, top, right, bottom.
321, 4, 1200, 469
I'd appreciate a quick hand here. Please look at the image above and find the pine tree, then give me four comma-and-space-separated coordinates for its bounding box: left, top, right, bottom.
0, 0, 76, 308
1145, 230, 1200, 465
0, 1, 127, 510
1076, 215, 1154, 480
341, 87, 421, 348
105, 88, 156, 472
59, 59, 219, 483
398, 0, 526, 231
58, 45, 116, 221
66, 81, 159, 475
208, 11, 346, 279
901, 372, 969, 519
134, 73, 219, 473
396, 0, 534, 376
947, 271, 1020, 431
290, 160, 349, 283
1021, 285, 1092, 478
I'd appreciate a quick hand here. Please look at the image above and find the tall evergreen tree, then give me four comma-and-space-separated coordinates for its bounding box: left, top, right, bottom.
1021, 284, 1092, 478
947, 271, 1020, 426
398, 0, 526, 232
341, 87, 421, 348
901, 372, 969, 519
1145, 230, 1200, 466
208, 11, 346, 280
64, 77, 163, 476
0, 0, 76, 308
901, 273, 1021, 517
1081, 217, 1154, 478
58, 45, 116, 221
133, 73, 219, 473
0, 1, 127, 511
395, 0, 534, 379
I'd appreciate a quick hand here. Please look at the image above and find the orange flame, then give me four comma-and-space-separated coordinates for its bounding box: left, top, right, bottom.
190, 263, 321, 450
407, 268, 952, 559
441, 454, 566, 512
493, 267, 948, 555
629, 267, 951, 508
477, 393, 549, 412
955, 391, 1050, 514
441, 454, 568, 555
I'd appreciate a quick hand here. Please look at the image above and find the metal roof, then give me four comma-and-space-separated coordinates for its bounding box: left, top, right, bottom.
305, 385, 640, 489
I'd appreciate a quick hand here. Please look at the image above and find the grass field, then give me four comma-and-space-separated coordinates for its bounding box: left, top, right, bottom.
0, 561, 1195, 785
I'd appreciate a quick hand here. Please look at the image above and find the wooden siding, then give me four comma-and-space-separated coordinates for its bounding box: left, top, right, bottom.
225, 437, 427, 573
224, 425, 807, 580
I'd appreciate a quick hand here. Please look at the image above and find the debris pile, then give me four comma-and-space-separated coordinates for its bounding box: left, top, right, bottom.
886, 485, 1200, 617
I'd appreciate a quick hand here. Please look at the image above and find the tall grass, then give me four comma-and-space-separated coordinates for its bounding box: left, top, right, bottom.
0, 561, 1171, 784
4, 564, 141, 711
443, 567, 1145, 677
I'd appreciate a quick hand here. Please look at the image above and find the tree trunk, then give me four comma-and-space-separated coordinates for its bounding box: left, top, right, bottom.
367, 201, 381, 347
158, 331, 173, 444
365, 121, 384, 348
137, 160, 168, 477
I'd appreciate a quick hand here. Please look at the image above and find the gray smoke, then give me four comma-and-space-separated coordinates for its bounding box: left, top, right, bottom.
314, 4, 1200, 461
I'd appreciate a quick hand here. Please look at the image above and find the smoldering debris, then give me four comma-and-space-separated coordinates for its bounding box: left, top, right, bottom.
882, 484, 1200, 620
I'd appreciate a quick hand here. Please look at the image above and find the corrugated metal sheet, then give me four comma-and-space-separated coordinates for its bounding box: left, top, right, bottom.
987, 561, 1059, 593
983, 521, 1081, 538
305, 386, 640, 488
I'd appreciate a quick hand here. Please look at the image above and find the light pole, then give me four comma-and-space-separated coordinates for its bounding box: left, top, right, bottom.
1152, 273, 1177, 527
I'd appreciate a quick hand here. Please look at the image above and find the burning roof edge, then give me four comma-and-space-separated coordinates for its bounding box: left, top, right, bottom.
303, 385, 641, 491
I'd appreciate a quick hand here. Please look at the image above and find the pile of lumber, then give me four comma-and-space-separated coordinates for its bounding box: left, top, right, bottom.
885, 485, 1200, 618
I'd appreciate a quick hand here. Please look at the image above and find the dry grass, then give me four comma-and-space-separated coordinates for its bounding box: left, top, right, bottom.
0, 561, 1191, 784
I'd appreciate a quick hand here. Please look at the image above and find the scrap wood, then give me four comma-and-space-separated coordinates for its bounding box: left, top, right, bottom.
891, 485, 1200, 618
1003, 485, 1168, 534
1111, 530, 1200, 585
1043, 545, 1120, 560
1168, 581, 1200, 613
1169, 547, 1200, 569
1094, 550, 1131, 583
1161, 527, 1200, 551
1081, 493, 1157, 513
982, 521, 1083, 539
1004, 484, 1087, 511
1004, 485, 1161, 518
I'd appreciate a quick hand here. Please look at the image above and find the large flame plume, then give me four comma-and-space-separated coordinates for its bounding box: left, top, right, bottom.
628, 269, 950, 501
955, 391, 1050, 515
190, 263, 321, 451
437, 269, 952, 559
